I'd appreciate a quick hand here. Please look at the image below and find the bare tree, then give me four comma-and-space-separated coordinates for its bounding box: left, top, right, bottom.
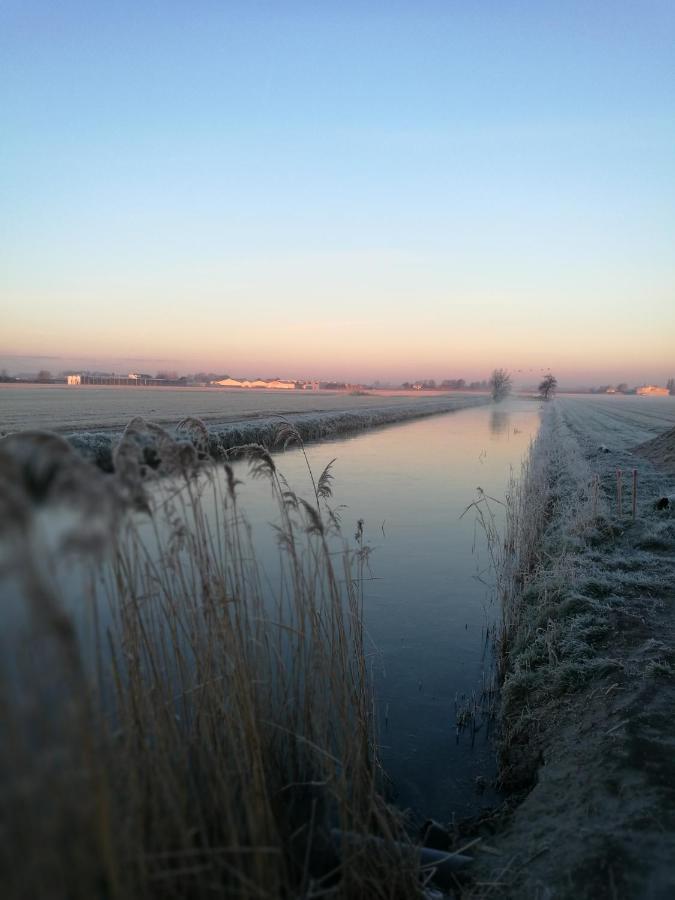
667, 377, 675, 396
489, 368, 512, 402
538, 373, 557, 400
36, 370, 52, 383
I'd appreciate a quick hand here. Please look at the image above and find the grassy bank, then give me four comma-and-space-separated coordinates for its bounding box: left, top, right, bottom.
0, 421, 427, 899
481, 402, 675, 897
63, 396, 489, 470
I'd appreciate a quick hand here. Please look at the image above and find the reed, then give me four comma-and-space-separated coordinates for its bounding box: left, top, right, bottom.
484, 405, 620, 791
0, 419, 421, 899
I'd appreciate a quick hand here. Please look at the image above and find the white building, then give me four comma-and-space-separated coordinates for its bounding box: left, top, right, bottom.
213, 378, 296, 390
637, 385, 669, 396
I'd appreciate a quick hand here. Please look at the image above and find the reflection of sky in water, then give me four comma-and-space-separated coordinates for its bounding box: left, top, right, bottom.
490, 409, 510, 435
0, 398, 541, 822
214, 398, 541, 819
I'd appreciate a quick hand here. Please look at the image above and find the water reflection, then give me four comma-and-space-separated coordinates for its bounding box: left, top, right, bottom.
1, 398, 541, 823
489, 409, 510, 436
215, 398, 541, 819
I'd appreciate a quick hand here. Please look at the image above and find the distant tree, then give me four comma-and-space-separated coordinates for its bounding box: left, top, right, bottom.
616, 383, 628, 394
667, 377, 675, 396
538, 373, 557, 400
489, 368, 512, 402
36, 369, 52, 383
0, 368, 11, 382
401, 382, 411, 390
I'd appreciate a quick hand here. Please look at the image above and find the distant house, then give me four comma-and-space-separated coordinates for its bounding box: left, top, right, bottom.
212, 377, 296, 390
67, 374, 82, 385
636, 385, 669, 396
213, 377, 244, 388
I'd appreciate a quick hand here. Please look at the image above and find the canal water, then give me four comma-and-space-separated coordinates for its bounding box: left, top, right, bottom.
0, 397, 541, 824
214, 398, 541, 820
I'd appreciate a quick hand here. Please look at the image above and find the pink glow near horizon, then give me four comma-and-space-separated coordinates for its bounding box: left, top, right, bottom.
3, 268, 673, 387
3, 5, 674, 391
1, 339, 672, 389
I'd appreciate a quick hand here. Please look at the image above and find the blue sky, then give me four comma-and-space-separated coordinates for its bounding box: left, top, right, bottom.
2, 1, 674, 383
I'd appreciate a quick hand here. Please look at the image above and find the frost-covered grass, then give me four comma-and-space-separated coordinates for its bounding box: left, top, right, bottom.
496, 399, 675, 789
60, 396, 490, 471
559, 394, 675, 450
0, 383, 488, 436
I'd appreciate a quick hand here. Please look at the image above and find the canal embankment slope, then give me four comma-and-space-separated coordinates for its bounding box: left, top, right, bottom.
477, 397, 675, 898
63, 395, 490, 469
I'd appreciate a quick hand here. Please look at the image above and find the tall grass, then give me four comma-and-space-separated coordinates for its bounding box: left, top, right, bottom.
488, 405, 608, 789
0, 419, 421, 899
488, 406, 600, 673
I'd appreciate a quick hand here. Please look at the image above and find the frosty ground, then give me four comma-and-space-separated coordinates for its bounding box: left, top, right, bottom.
472, 396, 675, 898
0, 383, 489, 469
0, 383, 484, 434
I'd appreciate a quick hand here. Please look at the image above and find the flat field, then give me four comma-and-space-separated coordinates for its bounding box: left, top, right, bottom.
558, 393, 675, 448
0, 383, 483, 434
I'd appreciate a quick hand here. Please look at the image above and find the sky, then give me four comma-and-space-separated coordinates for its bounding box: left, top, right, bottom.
2, 1, 674, 386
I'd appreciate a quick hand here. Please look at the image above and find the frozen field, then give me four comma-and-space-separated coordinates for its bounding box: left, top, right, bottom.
0, 383, 484, 435
558, 393, 675, 448
485, 393, 675, 894
1, 383, 490, 469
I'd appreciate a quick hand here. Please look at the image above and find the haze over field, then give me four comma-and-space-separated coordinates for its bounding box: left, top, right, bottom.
2, 2, 674, 386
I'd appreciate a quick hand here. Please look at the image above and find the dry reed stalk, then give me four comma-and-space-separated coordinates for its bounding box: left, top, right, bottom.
632, 468, 638, 520
0, 421, 421, 900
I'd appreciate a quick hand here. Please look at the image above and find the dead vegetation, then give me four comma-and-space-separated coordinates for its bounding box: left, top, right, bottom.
0, 418, 436, 899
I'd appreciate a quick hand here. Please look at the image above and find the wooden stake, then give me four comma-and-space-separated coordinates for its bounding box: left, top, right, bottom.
616, 469, 622, 516
632, 468, 638, 519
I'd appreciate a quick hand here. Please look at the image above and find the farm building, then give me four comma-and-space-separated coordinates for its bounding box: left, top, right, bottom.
213, 378, 296, 390
636, 385, 669, 396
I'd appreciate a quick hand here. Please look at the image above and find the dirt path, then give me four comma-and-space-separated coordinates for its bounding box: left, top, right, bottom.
472, 399, 675, 898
